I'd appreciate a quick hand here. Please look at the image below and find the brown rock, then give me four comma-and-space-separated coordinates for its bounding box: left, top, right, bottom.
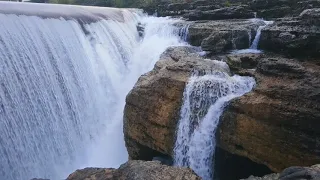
242, 164, 320, 180
187, 19, 264, 51
219, 56, 320, 172
260, 11, 320, 58
67, 168, 115, 180
123, 46, 320, 177
124, 46, 230, 160
114, 160, 200, 180
66, 161, 200, 180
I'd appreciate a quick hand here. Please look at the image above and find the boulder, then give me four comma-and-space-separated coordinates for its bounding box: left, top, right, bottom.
167, 3, 191, 11
191, 0, 212, 6
250, 0, 294, 10
184, 6, 254, 20
242, 164, 320, 180
123, 46, 230, 160
219, 56, 320, 172
66, 161, 200, 180
300, 8, 320, 25
67, 168, 115, 180
225, 53, 262, 71
201, 30, 250, 53
260, 10, 320, 58
257, 6, 291, 19
195, 5, 221, 11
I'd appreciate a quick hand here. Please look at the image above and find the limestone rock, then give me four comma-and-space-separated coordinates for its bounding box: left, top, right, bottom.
257, 6, 291, 19
187, 19, 264, 52
124, 48, 320, 176
219, 56, 320, 172
114, 161, 200, 180
225, 53, 262, 71
167, 3, 191, 11
67, 168, 115, 180
260, 9, 320, 57
201, 30, 249, 53
123, 46, 230, 160
242, 164, 320, 180
66, 161, 200, 180
184, 6, 254, 21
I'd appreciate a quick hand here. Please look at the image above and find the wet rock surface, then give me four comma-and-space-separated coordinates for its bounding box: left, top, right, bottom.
123, 48, 320, 178
123, 46, 230, 160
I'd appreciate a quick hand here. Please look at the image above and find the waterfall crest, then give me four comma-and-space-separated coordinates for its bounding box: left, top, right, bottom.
0, 5, 186, 180
174, 68, 255, 180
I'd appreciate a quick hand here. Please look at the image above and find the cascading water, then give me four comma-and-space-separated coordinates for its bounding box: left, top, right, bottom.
0, 2, 186, 180
249, 20, 273, 50
173, 67, 255, 180
232, 19, 273, 54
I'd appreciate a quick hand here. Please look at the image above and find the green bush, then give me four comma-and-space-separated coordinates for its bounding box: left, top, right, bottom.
49, 0, 74, 4
225, 1, 231, 7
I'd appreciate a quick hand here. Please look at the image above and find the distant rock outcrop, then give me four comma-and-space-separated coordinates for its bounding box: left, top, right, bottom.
187, 19, 265, 53
260, 8, 320, 58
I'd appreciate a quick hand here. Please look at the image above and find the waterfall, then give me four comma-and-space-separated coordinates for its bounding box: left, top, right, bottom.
173, 68, 255, 180
249, 20, 273, 50
0, 3, 186, 180
232, 19, 273, 54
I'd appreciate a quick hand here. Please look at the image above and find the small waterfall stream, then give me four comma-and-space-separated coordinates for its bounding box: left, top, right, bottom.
232, 19, 273, 54
174, 68, 255, 180
249, 20, 274, 50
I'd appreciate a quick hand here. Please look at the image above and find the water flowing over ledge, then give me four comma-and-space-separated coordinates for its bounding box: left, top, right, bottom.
0, 1, 139, 23
174, 67, 255, 180
0, 3, 187, 180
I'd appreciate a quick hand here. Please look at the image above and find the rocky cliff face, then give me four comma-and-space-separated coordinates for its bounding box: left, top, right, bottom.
187, 19, 264, 53
260, 9, 320, 58
66, 160, 200, 180
123, 45, 320, 176
124, 46, 230, 160
122, 1, 320, 179
219, 54, 320, 172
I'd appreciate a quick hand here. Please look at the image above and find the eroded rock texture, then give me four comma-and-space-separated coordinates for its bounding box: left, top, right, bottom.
67, 160, 200, 180
124, 46, 229, 160
219, 54, 320, 172
123, 46, 320, 176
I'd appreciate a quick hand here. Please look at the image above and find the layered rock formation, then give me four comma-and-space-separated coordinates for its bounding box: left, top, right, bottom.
219, 54, 320, 172
122, 1, 320, 179
260, 8, 320, 58
124, 45, 320, 175
144, 0, 320, 19
67, 160, 200, 180
124, 46, 230, 160
187, 19, 265, 53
